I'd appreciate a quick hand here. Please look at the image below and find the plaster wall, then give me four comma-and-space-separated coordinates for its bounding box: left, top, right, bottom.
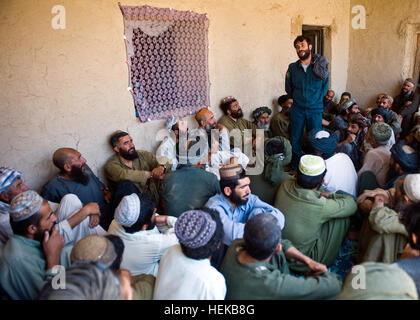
347, 0, 420, 109
0, 0, 350, 189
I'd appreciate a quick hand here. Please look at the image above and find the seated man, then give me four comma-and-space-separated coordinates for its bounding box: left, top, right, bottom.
205, 164, 285, 247
195, 108, 249, 179
364, 107, 395, 151
370, 94, 401, 137
274, 155, 357, 273
308, 128, 357, 197
162, 140, 221, 217
270, 94, 293, 140
323, 89, 338, 119
221, 214, 342, 300
328, 98, 362, 138
248, 136, 293, 205
337, 262, 418, 300
392, 78, 420, 138
0, 167, 28, 245
335, 113, 369, 171
41, 148, 112, 229
217, 96, 258, 148
104, 130, 170, 208
108, 193, 178, 277
0, 167, 105, 246
155, 116, 188, 171
358, 122, 393, 188
153, 209, 226, 300
393, 202, 420, 296
0, 191, 72, 300
252, 106, 273, 138
357, 174, 420, 263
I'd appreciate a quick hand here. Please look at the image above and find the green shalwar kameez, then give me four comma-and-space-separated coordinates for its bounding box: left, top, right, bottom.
104, 150, 170, 204
220, 239, 342, 300
274, 178, 357, 273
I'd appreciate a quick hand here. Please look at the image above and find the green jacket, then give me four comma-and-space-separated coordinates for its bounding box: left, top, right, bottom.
220, 239, 342, 300
274, 178, 356, 270
104, 150, 170, 193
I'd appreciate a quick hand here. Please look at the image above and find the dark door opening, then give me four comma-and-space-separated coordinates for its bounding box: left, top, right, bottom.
302, 25, 324, 56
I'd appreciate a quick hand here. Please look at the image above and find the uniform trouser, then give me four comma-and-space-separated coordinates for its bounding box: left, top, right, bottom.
290, 107, 323, 169
49, 194, 106, 245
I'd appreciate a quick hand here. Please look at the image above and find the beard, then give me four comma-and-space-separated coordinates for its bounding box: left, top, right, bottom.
257, 122, 270, 131
204, 122, 216, 133
229, 191, 248, 206
230, 109, 243, 119
71, 164, 90, 185
298, 49, 311, 61
119, 147, 139, 161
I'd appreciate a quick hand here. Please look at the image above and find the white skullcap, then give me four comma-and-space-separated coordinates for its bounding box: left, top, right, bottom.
403, 174, 420, 202
114, 193, 141, 227
298, 155, 326, 177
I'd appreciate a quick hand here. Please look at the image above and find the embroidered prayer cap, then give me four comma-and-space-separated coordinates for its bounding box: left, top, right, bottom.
369, 122, 392, 145
165, 116, 179, 131
371, 107, 390, 123
298, 155, 326, 177
0, 167, 22, 193
308, 128, 339, 159
9, 190, 43, 222
337, 262, 418, 300
114, 193, 140, 227
219, 164, 245, 181
71, 235, 118, 269
390, 141, 419, 172
403, 174, 420, 202
252, 107, 272, 121
221, 96, 236, 104
175, 210, 217, 249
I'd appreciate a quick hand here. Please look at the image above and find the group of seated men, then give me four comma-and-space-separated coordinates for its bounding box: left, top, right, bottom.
1, 79, 420, 300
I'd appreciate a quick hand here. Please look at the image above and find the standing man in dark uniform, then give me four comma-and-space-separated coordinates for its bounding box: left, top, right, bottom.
286, 35, 330, 169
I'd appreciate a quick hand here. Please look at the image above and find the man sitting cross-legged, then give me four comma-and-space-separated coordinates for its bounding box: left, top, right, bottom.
220, 213, 342, 300
274, 155, 357, 273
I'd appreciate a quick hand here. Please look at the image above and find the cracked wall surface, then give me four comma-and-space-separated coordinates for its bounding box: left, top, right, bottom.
347, 0, 420, 109
0, 0, 350, 189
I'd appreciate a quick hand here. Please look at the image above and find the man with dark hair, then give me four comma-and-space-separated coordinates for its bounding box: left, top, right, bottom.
41, 148, 112, 229
108, 193, 178, 277
205, 164, 285, 246
270, 94, 293, 139
154, 209, 226, 300
217, 96, 258, 149
338, 92, 351, 106
104, 130, 170, 207
392, 78, 420, 138
335, 112, 369, 171
327, 98, 362, 134
274, 155, 357, 273
252, 106, 273, 138
286, 35, 330, 169
0, 191, 72, 300
375, 94, 402, 136
220, 213, 342, 300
